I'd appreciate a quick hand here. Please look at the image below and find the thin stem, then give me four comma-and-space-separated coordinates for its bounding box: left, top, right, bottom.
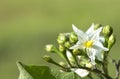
102, 51, 109, 75
54, 48, 73, 67
51, 60, 68, 69
64, 53, 73, 67
68, 49, 80, 67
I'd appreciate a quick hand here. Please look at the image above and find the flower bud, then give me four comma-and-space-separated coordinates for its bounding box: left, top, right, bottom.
59, 45, 66, 52
45, 44, 54, 52
64, 41, 71, 48
69, 32, 78, 43
57, 33, 66, 44
43, 55, 53, 63
59, 62, 67, 67
86, 63, 93, 68
108, 34, 116, 49
73, 49, 81, 55
102, 25, 113, 37
94, 24, 102, 30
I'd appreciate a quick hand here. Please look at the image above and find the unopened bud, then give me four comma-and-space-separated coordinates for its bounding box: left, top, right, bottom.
102, 25, 113, 37
86, 63, 93, 68
59, 45, 66, 52
108, 34, 116, 49
73, 49, 81, 55
57, 33, 66, 44
59, 62, 67, 67
69, 32, 78, 43
45, 44, 55, 52
43, 55, 53, 63
94, 24, 102, 30
64, 41, 71, 48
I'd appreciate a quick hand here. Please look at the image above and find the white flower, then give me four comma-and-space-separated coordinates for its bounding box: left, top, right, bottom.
66, 50, 89, 77
70, 24, 109, 65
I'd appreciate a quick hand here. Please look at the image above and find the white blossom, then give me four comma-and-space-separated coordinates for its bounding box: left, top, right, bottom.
70, 24, 109, 65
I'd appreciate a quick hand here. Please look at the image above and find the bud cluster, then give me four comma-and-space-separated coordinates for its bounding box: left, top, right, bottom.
43, 23, 116, 78
102, 25, 116, 49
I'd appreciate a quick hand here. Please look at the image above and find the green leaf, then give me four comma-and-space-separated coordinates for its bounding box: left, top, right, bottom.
17, 61, 56, 79
17, 61, 82, 79
51, 69, 81, 79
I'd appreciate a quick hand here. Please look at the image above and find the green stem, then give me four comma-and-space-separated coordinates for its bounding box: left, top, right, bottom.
54, 48, 73, 67
102, 51, 109, 75
63, 52, 73, 67
50, 60, 67, 69
68, 49, 80, 67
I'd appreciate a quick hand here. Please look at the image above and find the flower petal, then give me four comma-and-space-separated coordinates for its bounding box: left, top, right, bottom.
86, 48, 96, 65
86, 23, 95, 34
95, 49, 104, 61
70, 42, 84, 50
72, 24, 88, 42
93, 41, 109, 51
66, 50, 73, 60
70, 44, 80, 49
66, 50, 75, 65
71, 68, 89, 77
99, 36, 105, 43
91, 27, 103, 41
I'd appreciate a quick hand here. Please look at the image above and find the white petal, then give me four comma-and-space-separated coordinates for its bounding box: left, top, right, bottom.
71, 68, 89, 77
99, 36, 105, 43
95, 49, 104, 61
86, 23, 95, 34
93, 41, 109, 51
91, 27, 103, 41
66, 50, 73, 60
72, 24, 88, 42
69, 41, 84, 49
86, 48, 96, 65
70, 44, 80, 49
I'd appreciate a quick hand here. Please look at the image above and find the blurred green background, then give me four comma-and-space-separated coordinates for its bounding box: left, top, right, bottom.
0, 0, 120, 79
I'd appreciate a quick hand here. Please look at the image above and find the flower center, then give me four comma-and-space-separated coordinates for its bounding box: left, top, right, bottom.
84, 40, 93, 48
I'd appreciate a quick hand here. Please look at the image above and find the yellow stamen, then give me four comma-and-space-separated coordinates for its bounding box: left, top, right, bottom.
84, 40, 93, 48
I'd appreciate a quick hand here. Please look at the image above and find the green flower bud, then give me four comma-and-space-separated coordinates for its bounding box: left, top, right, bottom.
69, 32, 78, 43
94, 24, 102, 30
86, 62, 93, 68
59, 62, 67, 67
73, 49, 81, 55
59, 45, 66, 52
43, 55, 53, 63
108, 34, 116, 49
102, 25, 113, 37
64, 41, 71, 48
45, 44, 54, 52
57, 33, 66, 44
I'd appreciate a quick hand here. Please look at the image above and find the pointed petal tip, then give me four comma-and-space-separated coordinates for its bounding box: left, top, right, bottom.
105, 48, 109, 51
16, 61, 22, 66
92, 23, 95, 26
72, 68, 89, 77
69, 46, 74, 49
72, 24, 76, 29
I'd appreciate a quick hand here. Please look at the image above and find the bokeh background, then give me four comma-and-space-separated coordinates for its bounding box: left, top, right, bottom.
0, 0, 120, 79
